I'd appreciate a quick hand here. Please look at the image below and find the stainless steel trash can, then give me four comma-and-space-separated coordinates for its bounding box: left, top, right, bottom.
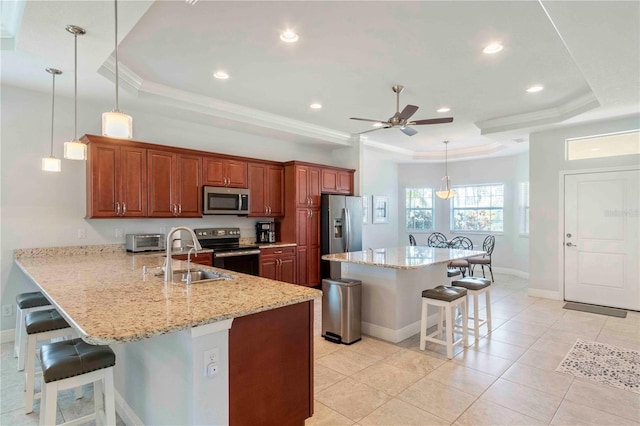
322, 278, 362, 344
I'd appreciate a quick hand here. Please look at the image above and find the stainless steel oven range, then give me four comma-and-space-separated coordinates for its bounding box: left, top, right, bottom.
194, 227, 260, 276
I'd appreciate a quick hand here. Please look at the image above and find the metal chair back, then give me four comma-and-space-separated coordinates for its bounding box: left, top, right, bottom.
449, 236, 473, 249
427, 232, 448, 248
409, 234, 417, 246
482, 235, 495, 256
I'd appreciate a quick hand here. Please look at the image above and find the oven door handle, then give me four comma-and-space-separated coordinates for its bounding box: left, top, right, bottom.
214, 249, 261, 258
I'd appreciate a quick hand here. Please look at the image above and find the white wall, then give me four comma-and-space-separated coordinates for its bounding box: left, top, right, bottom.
529, 115, 640, 296
360, 146, 399, 250
0, 84, 346, 331
397, 153, 530, 275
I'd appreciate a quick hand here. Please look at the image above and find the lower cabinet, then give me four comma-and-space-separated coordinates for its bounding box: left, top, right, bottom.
259, 246, 296, 284
171, 252, 213, 267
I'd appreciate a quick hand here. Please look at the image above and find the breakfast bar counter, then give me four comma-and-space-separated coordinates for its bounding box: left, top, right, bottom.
322, 246, 483, 343
15, 245, 320, 425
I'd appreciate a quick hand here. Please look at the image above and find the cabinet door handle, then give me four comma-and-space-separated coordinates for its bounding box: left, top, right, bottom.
268, 206, 272, 215
172, 204, 178, 216
274, 250, 283, 254
115, 202, 121, 216
178, 204, 182, 215
264, 206, 268, 215
122, 202, 127, 216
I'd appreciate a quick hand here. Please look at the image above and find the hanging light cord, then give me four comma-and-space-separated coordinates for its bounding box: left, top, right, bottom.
114, 0, 119, 111
50, 72, 57, 157
444, 141, 449, 178
73, 32, 78, 140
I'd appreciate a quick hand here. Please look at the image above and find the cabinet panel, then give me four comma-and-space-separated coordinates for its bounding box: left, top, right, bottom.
321, 169, 338, 193
296, 166, 310, 208
248, 163, 267, 216
226, 160, 248, 188
203, 156, 247, 188
203, 156, 225, 187
89, 144, 118, 217
176, 154, 202, 217
279, 257, 296, 284
309, 167, 321, 207
259, 257, 278, 280
307, 245, 320, 287
337, 171, 353, 194
267, 165, 284, 217
147, 150, 176, 217
296, 209, 309, 247
172, 252, 213, 267
120, 147, 147, 217
309, 209, 321, 247
296, 246, 308, 286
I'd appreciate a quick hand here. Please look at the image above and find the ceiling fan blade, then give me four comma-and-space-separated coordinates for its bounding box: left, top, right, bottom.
400, 126, 418, 136
350, 117, 388, 123
398, 105, 419, 121
356, 126, 391, 135
410, 117, 454, 125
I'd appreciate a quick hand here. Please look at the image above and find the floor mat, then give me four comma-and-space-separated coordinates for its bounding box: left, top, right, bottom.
556, 338, 640, 394
563, 302, 627, 318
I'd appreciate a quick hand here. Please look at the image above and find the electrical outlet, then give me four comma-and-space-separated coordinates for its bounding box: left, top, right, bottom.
115, 228, 123, 238
77, 228, 86, 239
203, 348, 219, 376
1, 305, 12, 317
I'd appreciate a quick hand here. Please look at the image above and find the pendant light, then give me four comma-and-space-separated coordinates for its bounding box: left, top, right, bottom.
63, 25, 87, 160
42, 68, 62, 172
435, 140, 456, 200
102, 0, 133, 139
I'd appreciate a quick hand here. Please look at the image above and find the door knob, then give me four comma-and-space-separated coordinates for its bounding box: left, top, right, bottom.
566, 242, 577, 247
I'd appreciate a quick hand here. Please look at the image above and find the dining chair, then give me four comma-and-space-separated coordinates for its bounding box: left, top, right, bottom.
468, 235, 495, 281
427, 232, 448, 248
409, 234, 417, 246
448, 236, 473, 276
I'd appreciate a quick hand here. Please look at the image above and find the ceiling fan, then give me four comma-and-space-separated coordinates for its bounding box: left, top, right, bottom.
350, 85, 453, 136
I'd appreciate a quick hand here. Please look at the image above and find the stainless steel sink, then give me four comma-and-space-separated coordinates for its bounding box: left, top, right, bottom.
162, 269, 236, 284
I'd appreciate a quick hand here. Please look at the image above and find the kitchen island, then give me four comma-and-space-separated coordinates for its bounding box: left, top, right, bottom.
15, 245, 320, 425
322, 246, 483, 343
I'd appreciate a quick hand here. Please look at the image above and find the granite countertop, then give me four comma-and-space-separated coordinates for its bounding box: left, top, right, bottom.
321, 246, 485, 270
257, 242, 297, 249
15, 249, 320, 345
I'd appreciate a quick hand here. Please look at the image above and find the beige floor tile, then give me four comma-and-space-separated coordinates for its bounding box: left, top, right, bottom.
502, 362, 574, 397
596, 332, 640, 351
351, 361, 423, 396
551, 311, 606, 335
563, 379, 640, 422
540, 328, 599, 344
314, 337, 342, 359
397, 377, 476, 422
528, 337, 576, 357
550, 399, 639, 425
517, 348, 568, 372
512, 307, 565, 326
0, 407, 65, 425
315, 364, 347, 393
426, 362, 497, 396
472, 337, 529, 360
486, 328, 540, 348
316, 378, 389, 422
305, 401, 354, 426
452, 348, 513, 377
348, 336, 403, 359
480, 378, 563, 423
497, 319, 548, 337
453, 399, 545, 426
360, 398, 449, 426
381, 349, 445, 375
316, 348, 381, 376
0, 357, 19, 377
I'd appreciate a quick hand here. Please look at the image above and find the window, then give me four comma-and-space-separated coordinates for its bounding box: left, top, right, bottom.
451, 184, 504, 232
566, 129, 640, 160
405, 188, 433, 231
519, 182, 529, 234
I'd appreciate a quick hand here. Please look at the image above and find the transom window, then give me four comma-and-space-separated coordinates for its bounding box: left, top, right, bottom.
405, 188, 434, 231
451, 184, 504, 232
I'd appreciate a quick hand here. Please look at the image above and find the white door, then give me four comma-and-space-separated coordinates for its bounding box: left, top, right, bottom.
564, 170, 640, 310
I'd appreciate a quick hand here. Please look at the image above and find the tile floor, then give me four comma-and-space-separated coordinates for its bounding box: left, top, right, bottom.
1, 273, 638, 425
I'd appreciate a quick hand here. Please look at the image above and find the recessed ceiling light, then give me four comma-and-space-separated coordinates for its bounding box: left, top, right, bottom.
213, 71, 229, 80
310, 103, 322, 109
372, 122, 384, 128
280, 30, 299, 43
526, 85, 544, 93
437, 107, 451, 113
483, 43, 504, 54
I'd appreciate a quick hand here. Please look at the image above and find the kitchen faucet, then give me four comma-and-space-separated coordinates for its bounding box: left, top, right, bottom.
164, 227, 202, 283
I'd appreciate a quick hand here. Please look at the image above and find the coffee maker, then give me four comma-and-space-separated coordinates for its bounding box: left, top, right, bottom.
256, 221, 276, 243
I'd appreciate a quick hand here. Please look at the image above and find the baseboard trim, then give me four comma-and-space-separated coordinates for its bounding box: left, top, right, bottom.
492, 267, 529, 279
361, 313, 440, 343
0, 329, 15, 344
115, 389, 144, 426
528, 288, 562, 300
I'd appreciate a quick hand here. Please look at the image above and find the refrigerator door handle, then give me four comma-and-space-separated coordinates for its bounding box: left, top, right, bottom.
344, 208, 351, 252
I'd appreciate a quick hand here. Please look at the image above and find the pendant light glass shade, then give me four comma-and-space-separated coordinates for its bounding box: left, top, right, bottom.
42, 68, 62, 173
435, 140, 456, 200
102, 0, 133, 139
64, 25, 87, 160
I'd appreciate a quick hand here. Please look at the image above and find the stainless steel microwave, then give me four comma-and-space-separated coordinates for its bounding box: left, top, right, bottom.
203, 186, 250, 215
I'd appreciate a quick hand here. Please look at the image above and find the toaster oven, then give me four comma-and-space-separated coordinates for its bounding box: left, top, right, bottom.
125, 234, 166, 252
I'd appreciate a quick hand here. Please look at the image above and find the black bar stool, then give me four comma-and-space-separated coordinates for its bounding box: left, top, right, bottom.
15, 291, 51, 371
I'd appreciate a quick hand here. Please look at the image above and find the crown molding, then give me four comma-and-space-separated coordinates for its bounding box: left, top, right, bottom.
362, 139, 413, 157
412, 142, 505, 162
476, 91, 600, 135
97, 56, 144, 93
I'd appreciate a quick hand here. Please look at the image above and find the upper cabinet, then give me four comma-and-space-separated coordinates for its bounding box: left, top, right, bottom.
203, 156, 248, 188
85, 137, 147, 218
294, 165, 321, 208
148, 150, 202, 218
248, 162, 284, 217
321, 169, 354, 195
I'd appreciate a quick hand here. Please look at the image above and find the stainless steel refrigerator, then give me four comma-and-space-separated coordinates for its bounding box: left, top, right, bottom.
321, 194, 363, 279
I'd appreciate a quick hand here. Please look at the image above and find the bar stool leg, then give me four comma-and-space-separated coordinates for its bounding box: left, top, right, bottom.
104, 368, 116, 425
444, 304, 454, 359
39, 381, 58, 426
14, 307, 22, 358
462, 298, 469, 347
473, 292, 480, 343
419, 299, 428, 351
485, 289, 492, 332
24, 334, 36, 414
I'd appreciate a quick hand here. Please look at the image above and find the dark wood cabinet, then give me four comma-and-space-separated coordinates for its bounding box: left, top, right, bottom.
248, 162, 283, 217
203, 156, 248, 188
85, 138, 147, 218
294, 165, 321, 208
229, 301, 313, 425
259, 246, 296, 284
148, 150, 202, 218
171, 252, 213, 267
291, 207, 319, 286
321, 168, 354, 195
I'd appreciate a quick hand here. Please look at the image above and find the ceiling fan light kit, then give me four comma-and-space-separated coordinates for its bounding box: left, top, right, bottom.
63, 25, 87, 161
102, 0, 133, 139
351, 84, 453, 136
436, 140, 456, 200
42, 68, 63, 173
